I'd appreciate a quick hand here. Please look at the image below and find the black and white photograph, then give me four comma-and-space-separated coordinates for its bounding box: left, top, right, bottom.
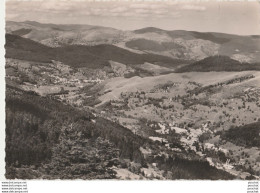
3, 0, 260, 182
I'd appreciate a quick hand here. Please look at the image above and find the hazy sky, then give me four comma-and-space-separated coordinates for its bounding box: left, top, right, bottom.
5, 0, 260, 35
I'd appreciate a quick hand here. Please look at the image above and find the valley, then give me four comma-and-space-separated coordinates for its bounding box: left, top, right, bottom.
5, 21, 260, 180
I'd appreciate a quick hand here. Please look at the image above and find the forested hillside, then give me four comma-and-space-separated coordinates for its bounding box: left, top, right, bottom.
176, 56, 260, 72
220, 122, 260, 148
5, 86, 146, 179
5, 34, 190, 69
5, 85, 234, 179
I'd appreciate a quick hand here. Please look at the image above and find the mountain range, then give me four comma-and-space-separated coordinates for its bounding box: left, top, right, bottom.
6, 20, 260, 64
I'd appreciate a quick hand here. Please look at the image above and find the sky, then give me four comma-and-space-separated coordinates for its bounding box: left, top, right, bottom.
5, 0, 260, 35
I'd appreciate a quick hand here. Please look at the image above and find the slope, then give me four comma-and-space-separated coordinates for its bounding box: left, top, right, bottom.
220, 121, 260, 148
6, 85, 235, 180
6, 20, 124, 47
5, 34, 191, 69
132, 27, 260, 62
175, 56, 260, 72
5, 85, 147, 179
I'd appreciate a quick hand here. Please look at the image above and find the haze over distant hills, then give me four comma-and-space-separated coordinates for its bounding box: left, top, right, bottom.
6, 21, 260, 64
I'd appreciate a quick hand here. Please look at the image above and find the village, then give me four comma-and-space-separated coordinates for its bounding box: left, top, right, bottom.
94, 74, 260, 179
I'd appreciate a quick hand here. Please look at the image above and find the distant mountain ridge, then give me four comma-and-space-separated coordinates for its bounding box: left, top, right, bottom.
135, 27, 232, 44
6, 20, 260, 63
6, 33, 260, 73
5, 34, 190, 69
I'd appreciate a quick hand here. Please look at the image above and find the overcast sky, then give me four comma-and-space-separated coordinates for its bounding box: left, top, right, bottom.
5, 0, 260, 35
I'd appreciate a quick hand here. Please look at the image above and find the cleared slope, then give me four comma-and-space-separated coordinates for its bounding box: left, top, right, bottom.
96, 71, 260, 105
